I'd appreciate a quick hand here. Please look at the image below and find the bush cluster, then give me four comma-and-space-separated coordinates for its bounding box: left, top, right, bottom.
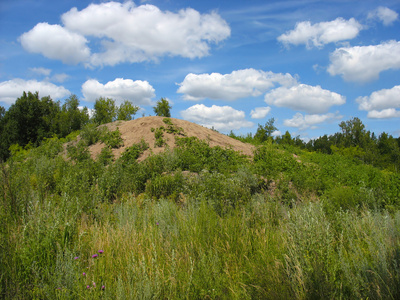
1, 127, 400, 299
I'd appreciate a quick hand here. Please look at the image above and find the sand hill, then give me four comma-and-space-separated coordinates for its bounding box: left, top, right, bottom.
89, 116, 255, 161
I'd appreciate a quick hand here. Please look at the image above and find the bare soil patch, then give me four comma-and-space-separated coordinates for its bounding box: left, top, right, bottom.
89, 116, 255, 161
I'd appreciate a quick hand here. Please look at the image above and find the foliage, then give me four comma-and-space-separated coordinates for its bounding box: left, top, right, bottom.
58, 95, 90, 137
97, 146, 114, 166
153, 98, 171, 117
0, 92, 59, 160
120, 139, 149, 164
99, 127, 124, 149
254, 118, 277, 143
80, 123, 104, 146
67, 140, 91, 162
0, 92, 89, 161
154, 127, 166, 147
116, 100, 139, 121
93, 97, 117, 125
2, 113, 400, 299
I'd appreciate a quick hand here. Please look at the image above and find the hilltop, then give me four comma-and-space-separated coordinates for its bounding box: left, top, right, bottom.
88, 116, 255, 161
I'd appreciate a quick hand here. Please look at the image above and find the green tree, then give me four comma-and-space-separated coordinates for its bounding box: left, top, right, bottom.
254, 118, 277, 143
93, 97, 117, 125
0, 92, 61, 160
153, 98, 171, 117
117, 100, 139, 121
59, 95, 90, 136
278, 131, 294, 146
338, 117, 369, 148
0, 106, 5, 120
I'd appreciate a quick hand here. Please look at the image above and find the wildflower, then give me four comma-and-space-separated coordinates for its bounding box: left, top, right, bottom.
82, 272, 86, 276
98, 250, 104, 254
74, 257, 79, 260
92, 282, 96, 288
101, 285, 105, 290
86, 285, 90, 289
156, 222, 159, 226
92, 254, 98, 258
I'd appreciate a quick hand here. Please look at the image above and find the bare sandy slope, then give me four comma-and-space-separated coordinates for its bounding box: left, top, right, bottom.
89, 116, 255, 161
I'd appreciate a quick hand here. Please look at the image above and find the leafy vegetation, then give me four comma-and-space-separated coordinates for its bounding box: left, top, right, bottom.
2, 118, 400, 299
0, 93, 140, 161
1, 92, 400, 299
153, 98, 172, 117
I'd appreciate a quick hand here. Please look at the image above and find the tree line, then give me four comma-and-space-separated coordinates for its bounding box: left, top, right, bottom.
1, 91, 399, 172
0, 92, 171, 161
230, 117, 400, 172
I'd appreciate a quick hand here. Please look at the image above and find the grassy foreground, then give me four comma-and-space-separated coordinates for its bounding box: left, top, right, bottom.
1, 132, 400, 299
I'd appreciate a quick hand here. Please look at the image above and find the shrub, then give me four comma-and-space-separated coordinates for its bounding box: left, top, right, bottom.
120, 139, 149, 164
67, 140, 91, 162
100, 127, 124, 149
97, 146, 114, 166
80, 123, 103, 146
145, 172, 184, 200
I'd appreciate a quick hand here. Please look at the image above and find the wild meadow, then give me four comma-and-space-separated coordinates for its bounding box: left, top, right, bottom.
1, 123, 400, 299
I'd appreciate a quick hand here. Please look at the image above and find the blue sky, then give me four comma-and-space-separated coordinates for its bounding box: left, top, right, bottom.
1, 0, 399, 140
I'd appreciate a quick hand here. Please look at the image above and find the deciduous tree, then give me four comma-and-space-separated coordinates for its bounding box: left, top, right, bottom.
93, 97, 117, 125
117, 100, 139, 121
153, 98, 171, 117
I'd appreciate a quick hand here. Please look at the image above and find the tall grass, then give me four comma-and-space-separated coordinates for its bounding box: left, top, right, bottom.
2, 134, 400, 299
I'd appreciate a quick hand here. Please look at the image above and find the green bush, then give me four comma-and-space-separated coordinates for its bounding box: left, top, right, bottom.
97, 146, 114, 166
120, 139, 149, 164
80, 123, 103, 146
145, 172, 184, 200
67, 140, 91, 162
100, 127, 124, 149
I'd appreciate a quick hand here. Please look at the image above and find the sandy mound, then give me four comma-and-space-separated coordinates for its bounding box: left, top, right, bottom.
89, 116, 255, 161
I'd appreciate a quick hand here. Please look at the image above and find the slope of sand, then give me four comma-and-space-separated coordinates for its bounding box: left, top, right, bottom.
89, 116, 255, 161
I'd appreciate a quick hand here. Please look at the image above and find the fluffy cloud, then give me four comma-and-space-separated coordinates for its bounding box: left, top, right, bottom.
284, 112, 342, 130
327, 40, 400, 82
177, 69, 297, 101
250, 107, 271, 119
82, 78, 155, 105
368, 7, 398, 26
357, 85, 400, 119
367, 109, 400, 119
0, 79, 70, 105
180, 104, 253, 132
277, 18, 362, 48
264, 84, 345, 114
357, 85, 400, 111
20, 1, 230, 67
19, 23, 90, 64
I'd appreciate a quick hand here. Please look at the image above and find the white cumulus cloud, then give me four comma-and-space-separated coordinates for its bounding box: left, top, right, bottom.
177, 69, 297, 101
368, 7, 398, 26
250, 107, 271, 119
327, 40, 400, 82
81, 78, 155, 105
20, 1, 230, 67
367, 109, 400, 119
357, 85, 400, 119
357, 85, 400, 111
19, 23, 91, 64
180, 104, 253, 132
284, 112, 342, 130
277, 18, 363, 48
0, 79, 70, 105
264, 84, 345, 114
